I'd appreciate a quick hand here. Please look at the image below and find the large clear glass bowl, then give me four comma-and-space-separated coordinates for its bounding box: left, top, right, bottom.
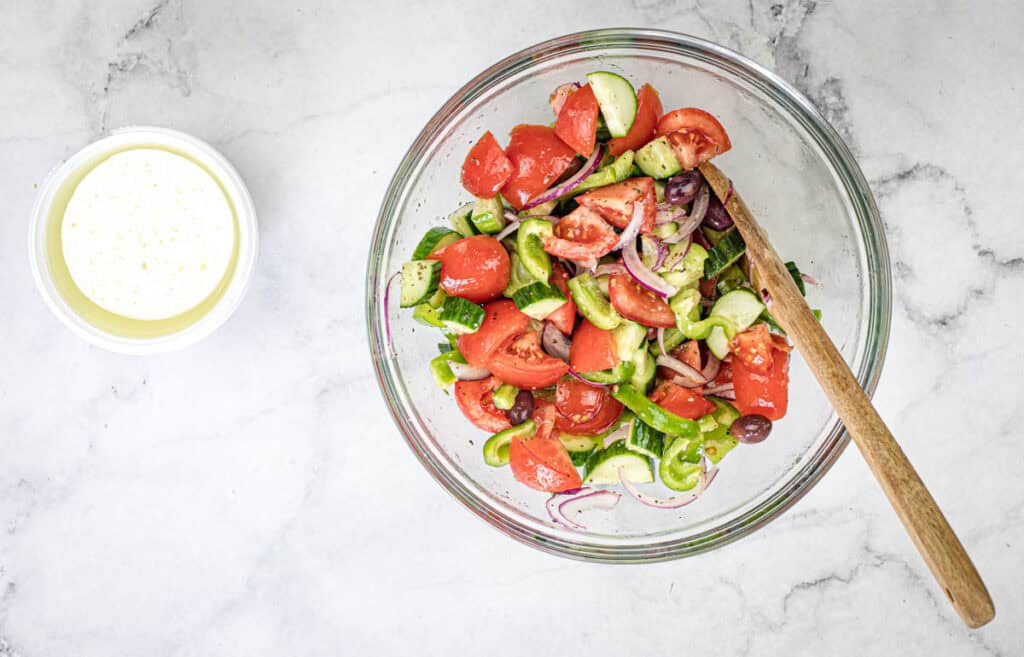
366, 29, 890, 561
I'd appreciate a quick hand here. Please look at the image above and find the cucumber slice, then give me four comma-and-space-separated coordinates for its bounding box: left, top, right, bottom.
567, 272, 622, 330
559, 434, 603, 467
483, 420, 537, 467
705, 288, 766, 359
440, 296, 486, 334
449, 202, 477, 237
520, 200, 557, 217
661, 242, 708, 289
471, 196, 506, 234
570, 150, 637, 198
426, 288, 447, 309
511, 281, 567, 320
635, 136, 683, 179
399, 260, 442, 308
413, 303, 444, 327
579, 359, 636, 384
612, 320, 646, 360
629, 347, 656, 393
504, 253, 541, 298
652, 221, 678, 240
660, 435, 704, 491
586, 72, 638, 138
517, 218, 554, 281
412, 227, 461, 260
785, 261, 807, 296
703, 397, 741, 464
704, 229, 746, 279
626, 416, 665, 459
716, 264, 748, 296
583, 439, 654, 485
492, 384, 518, 410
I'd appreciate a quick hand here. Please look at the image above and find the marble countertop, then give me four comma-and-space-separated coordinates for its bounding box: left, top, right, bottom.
2, 1, 1022, 655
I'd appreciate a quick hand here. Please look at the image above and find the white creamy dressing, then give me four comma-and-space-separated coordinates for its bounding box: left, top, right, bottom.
61, 148, 235, 321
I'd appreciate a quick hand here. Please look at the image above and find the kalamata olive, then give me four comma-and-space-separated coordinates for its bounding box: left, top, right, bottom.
729, 414, 772, 443
508, 390, 535, 426
665, 171, 702, 206
702, 193, 733, 230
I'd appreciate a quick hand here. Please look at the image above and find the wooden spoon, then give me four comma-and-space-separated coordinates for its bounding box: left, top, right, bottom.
699, 161, 995, 628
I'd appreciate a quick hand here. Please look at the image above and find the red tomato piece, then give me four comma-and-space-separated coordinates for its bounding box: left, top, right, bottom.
658, 340, 701, 382
608, 83, 663, 156
461, 131, 513, 198
730, 323, 774, 375
542, 206, 619, 260
656, 108, 732, 169
649, 382, 716, 420
458, 299, 530, 369
546, 263, 577, 335
733, 347, 789, 420
549, 82, 580, 116
509, 405, 582, 492
554, 83, 600, 156
575, 177, 656, 234
500, 124, 577, 210
568, 319, 619, 374
488, 331, 569, 390
437, 235, 510, 303
554, 380, 624, 435
608, 272, 675, 328
454, 377, 511, 433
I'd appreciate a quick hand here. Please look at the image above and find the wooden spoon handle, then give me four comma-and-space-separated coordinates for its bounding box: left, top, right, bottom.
699, 162, 995, 628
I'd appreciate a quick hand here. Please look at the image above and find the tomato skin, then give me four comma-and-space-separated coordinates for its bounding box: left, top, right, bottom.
608, 273, 675, 328
461, 131, 513, 198
454, 377, 511, 433
546, 263, 577, 335
510, 404, 582, 492
733, 347, 789, 420
554, 83, 600, 156
458, 300, 530, 369
488, 331, 569, 390
554, 380, 624, 435
656, 108, 732, 169
658, 340, 701, 381
730, 323, 774, 374
608, 84, 663, 156
542, 206, 619, 260
437, 235, 510, 303
569, 319, 619, 373
576, 178, 656, 234
501, 124, 577, 209
649, 382, 716, 420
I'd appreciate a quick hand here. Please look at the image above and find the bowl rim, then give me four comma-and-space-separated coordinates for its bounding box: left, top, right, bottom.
366, 28, 891, 561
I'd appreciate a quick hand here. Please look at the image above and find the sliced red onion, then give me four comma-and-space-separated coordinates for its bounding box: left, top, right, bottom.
594, 262, 626, 277
703, 382, 735, 398
760, 288, 773, 308
495, 216, 521, 241
569, 258, 598, 275
690, 181, 710, 225
657, 354, 707, 387
624, 238, 678, 298
657, 327, 668, 357
801, 273, 822, 287
701, 352, 722, 382
541, 321, 572, 362
546, 487, 621, 531
662, 229, 691, 246
655, 205, 687, 225
618, 456, 718, 509
549, 82, 581, 116
653, 239, 669, 271
449, 361, 490, 381
614, 198, 646, 252
383, 272, 401, 353
639, 235, 666, 270
523, 144, 604, 210
568, 368, 608, 388
661, 238, 691, 269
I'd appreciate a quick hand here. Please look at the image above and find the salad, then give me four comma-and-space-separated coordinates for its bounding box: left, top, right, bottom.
390, 71, 815, 527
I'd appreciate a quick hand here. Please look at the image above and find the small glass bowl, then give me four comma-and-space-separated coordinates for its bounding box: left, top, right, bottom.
366, 29, 891, 561
29, 127, 259, 354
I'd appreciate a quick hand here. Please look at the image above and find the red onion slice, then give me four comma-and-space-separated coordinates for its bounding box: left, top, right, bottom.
594, 263, 627, 277
701, 352, 722, 382
495, 216, 521, 241
623, 235, 679, 298
541, 321, 572, 362
657, 354, 707, 387
383, 272, 401, 354
523, 144, 604, 210
449, 361, 490, 381
801, 273, 822, 287
690, 182, 710, 225
613, 198, 646, 252
655, 205, 687, 225
703, 382, 735, 397
656, 327, 668, 357
618, 456, 718, 509
546, 487, 621, 531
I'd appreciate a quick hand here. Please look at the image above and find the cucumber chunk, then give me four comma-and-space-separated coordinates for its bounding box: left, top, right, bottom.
586, 72, 638, 138
440, 296, 486, 334
483, 420, 537, 467
559, 434, 603, 467
412, 227, 461, 260
661, 242, 708, 289
511, 281, 567, 320
471, 196, 506, 234
704, 229, 746, 279
413, 303, 444, 327
504, 253, 541, 298
517, 218, 554, 281
568, 150, 636, 198
705, 288, 766, 359
629, 347, 656, 393
583, 439, 654, 485
429, 350, 466, 391
612, 320, 647, 360
626, 416, 665, 459
635, 136, 683, 179
449, 202, 477, 237
567, 272, 622, 330
399, 260, 442, 308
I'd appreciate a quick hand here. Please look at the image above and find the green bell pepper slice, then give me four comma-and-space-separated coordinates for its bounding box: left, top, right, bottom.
610, 384, 699, 438
482, 420, 537, 467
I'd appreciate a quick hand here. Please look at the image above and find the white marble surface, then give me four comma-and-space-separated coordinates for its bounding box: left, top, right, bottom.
1, 1, 1022, 655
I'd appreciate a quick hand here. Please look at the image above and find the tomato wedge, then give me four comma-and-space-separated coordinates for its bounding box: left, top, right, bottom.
458, 299, 530, 369
546, 263, 577, 335
509, 404, 581, 492
730, 323, 774, 375
436, 235, 510, 303
454, 377, 511, 433
608, 272, 675, 328
575, 177, 656, 234
554, 380, 624, 435
569, 319, 619, 373
656, 108, 732, 169
733, 347, 789, 420
554, 83, 600, 156
649, 382, 715, 420
542, 206, 619, 260
658, 340, 701, 381
488, 331, 569, 389
461, 131, 513, 198
500, 124, 577, 209
608, 83, 663, 156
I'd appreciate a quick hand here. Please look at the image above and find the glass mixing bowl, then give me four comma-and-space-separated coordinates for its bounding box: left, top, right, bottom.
366, 29, 890, 561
